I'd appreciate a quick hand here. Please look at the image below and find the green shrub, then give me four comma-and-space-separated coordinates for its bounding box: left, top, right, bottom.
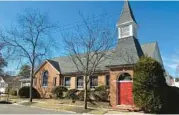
51, 86, 68, 99
94, 85, 109, 91
18, 86, 40, 98
77, 86, 109, 102
94, 85, 109, 102
133, 56, 166, 113
77, 90, 95, 101
65, 89, 78, 99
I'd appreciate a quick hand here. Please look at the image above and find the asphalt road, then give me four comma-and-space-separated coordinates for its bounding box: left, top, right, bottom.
0, 104, 73, 114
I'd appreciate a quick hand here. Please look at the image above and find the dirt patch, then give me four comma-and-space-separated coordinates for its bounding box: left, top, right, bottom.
20, 102, 37, 106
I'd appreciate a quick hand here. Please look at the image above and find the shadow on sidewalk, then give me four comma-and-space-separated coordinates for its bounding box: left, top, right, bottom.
0, 101, 12, 104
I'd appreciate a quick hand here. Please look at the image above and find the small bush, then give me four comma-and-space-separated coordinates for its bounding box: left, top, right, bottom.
5, 87, 11, 94
10, 90, 17, 96
77, 86, 109, 102
77, 90, 95, 101
94, 85, 109, 91
51, 86, 68, 99
65, 89, 78, 99
94, 85, 109, 102
18, 86, 40, 98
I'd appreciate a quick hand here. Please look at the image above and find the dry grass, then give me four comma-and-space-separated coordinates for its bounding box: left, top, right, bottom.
41, 99, 110, 109
20, 102, 94, 113
10, 98, 112, 114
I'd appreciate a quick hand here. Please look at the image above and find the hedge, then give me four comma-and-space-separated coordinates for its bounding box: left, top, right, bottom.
133, 56, 166, 113
18, 86, 40, 98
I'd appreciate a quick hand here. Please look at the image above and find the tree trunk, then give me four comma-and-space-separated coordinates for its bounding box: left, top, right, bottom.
84, 75, 88, 109
29, 63, 34, 103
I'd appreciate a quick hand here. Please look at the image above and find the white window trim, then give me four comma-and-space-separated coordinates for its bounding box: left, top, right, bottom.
90, 76, 98, 89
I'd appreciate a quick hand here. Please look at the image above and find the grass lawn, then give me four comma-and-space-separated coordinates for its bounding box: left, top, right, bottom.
19, 100, 108, 114
8, 97, 141, 114
12, 98, 109, 114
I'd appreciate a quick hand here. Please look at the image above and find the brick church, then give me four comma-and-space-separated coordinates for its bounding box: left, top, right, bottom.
34, 1, 163, 107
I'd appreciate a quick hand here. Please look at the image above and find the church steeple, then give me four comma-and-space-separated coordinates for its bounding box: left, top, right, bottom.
117, 1, 138, 39
117, 0, 137, 26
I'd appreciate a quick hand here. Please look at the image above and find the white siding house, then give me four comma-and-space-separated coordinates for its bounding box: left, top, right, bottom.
0, 77, 8, 93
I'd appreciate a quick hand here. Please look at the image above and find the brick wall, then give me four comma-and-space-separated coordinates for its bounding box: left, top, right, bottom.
34, 61, 60, 98
35, 70, 108, 98
109, 67, 134, 107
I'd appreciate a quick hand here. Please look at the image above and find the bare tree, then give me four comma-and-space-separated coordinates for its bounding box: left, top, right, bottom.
61, 13, 116, 109
0, 9, 57, 102
117, 48, 137, 64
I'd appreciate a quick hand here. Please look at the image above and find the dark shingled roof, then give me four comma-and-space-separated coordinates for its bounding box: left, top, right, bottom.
141, 42, 157, 57
108, 37, 143, 66
47, 41, 157, 74
0, 75, 21, 89
0, 75, 14, 83
117, 1, 137, 26
47, 59, 61, 72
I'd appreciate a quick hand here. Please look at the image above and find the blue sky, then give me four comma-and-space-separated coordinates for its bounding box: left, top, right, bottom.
0, 1, 179, 76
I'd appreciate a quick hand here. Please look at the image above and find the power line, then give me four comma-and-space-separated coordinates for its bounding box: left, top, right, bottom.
58, 12, 120, 32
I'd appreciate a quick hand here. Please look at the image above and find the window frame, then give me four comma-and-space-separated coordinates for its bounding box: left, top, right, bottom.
53, 77, 57, 87
64, 77, 71, 88
76, 76, 84, 89
106, 75, 110, 87
90, 76, 98, 88
42, 70, 48, 87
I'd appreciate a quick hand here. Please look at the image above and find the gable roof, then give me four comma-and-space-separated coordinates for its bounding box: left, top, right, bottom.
41, 41, 157, 74
141, 42, 157, 57
47, 59, 61, 72
117, 1, 137, 26
0, 75, 14, 83
51, 50, 114, 74
34, 41, 159, 75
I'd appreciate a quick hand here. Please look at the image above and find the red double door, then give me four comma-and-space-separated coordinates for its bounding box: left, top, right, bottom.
118, 81, 134, 105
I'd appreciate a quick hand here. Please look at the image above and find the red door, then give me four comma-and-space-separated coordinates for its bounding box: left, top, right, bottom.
118, 81, 134, 105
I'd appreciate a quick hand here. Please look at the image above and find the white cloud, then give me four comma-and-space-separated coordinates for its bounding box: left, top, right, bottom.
172, 57, 179, 63
165, 63, 177, 69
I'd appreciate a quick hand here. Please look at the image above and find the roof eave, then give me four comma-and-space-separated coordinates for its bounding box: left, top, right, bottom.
62, 69, 109, 76
106, 64, 134, 69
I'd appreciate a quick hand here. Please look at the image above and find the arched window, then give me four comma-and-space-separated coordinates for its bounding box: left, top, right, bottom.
42, 70, 48, 87
118, 73, 132, 81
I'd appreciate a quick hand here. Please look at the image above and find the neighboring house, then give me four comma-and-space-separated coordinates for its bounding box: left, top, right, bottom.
34, 1, 164, 107
174, 78, 179, 87
165, 72, 175, 86
0, 75, 21, 93
0, 76, 8, 93
19, 77, 31, 87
